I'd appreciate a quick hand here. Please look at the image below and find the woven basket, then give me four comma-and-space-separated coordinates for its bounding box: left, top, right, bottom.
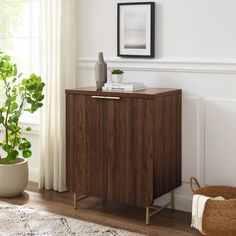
190, 177, 236, 236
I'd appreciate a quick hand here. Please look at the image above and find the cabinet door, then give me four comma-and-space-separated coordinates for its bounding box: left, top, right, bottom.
73, 95, 105, 198
105, 98, 154, 207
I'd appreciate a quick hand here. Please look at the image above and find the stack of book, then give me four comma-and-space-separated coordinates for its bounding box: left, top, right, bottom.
102, 82, 146, 91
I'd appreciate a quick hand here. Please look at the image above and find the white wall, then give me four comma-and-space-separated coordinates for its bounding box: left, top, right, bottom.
76, 0, 236, 212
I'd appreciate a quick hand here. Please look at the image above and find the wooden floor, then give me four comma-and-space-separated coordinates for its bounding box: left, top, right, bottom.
0, 182, 200, 236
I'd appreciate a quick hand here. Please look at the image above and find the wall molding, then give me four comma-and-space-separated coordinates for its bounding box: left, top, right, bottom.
77, 57, 236, 74
20, 122, 40, 135
204, 97, 236, 103
0, 122, 39, 135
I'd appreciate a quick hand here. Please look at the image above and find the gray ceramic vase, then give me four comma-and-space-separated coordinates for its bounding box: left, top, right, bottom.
95, 52, 107, 90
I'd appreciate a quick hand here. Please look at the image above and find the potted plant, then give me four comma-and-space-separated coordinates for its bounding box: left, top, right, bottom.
110, 69, 124, 83
0, 51, 45, 197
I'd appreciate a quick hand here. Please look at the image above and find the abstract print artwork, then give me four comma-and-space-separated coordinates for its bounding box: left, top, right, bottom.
117, 2, 155, 58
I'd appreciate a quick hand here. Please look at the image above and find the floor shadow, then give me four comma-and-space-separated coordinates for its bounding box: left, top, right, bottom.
0, 191, 29, 205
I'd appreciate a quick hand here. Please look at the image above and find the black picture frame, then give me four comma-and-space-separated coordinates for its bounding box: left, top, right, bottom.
117, 2, 155, 58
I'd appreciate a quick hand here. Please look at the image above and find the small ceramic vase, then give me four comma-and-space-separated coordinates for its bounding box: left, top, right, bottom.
95, 52, 107, 90
111, 73, 123, 83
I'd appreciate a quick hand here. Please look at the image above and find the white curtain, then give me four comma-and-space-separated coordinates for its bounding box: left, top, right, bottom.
39, 0, 76, 192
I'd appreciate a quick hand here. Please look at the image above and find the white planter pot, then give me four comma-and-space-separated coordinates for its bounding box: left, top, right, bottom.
111, 74, 123, 83
0, 157, 28, 197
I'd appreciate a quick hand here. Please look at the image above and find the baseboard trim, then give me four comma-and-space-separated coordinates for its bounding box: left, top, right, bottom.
175, 194, 192, 212
154, 192, 192, 213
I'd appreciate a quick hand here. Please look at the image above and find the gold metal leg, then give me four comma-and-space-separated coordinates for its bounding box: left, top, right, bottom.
146, 207, 150, 225
145, 190, 175, 225
73, 193, 89, 209
78, 195, 89, 201
73, 193, 77, 209
171, 191, 175, 210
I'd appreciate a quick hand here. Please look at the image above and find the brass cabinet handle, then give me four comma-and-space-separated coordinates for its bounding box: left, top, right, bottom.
91, 96, 120, 100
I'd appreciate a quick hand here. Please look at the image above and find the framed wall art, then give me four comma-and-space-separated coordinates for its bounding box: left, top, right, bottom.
117, 2, 155, 58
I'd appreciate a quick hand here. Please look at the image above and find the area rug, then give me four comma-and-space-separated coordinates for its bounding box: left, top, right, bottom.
0, 205, 143, 236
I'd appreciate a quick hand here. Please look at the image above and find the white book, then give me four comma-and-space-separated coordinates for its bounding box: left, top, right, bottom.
105, 82, 144, 86
104, 85, 145, 90
104, 82, 145, 89
102, 85, 146, 92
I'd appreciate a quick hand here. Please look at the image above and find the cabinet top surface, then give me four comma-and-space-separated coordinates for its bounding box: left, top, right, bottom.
65, 87, 181, 99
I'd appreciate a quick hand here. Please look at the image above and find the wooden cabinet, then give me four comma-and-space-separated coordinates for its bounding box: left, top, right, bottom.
66, 87, 182, 209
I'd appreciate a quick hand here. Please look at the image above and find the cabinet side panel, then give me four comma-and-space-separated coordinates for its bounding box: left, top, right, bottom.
105, 98, 154, 207
154, 93, 182, 198
132, 98, 154, 206
66, 94, 75, 193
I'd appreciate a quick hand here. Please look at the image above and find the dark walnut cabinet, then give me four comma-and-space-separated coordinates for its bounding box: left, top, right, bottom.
66, 87, 182, 221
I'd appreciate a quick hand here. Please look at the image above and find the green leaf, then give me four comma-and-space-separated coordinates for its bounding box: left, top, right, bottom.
19, 140, 31, 151
25, 127, 32, 132
3, 55, 11, 61
2, 144, 12, 152
11, 102, 18, 110
1, 107, 6, 112
9, 115, 19, 123
8, 150, 19, 161
23, 149, 32, 158
13, 64, 17, 76
0, 115, 4, 123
